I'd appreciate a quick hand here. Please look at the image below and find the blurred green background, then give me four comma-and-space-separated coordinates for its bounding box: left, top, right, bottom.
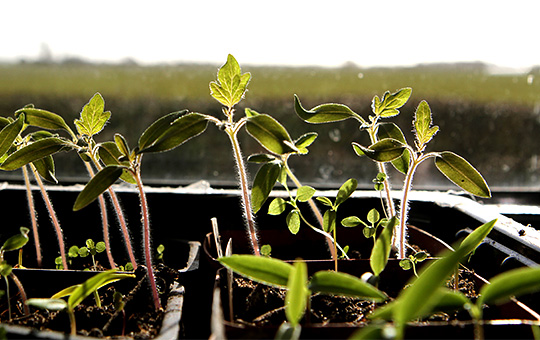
1, 61, 539, 190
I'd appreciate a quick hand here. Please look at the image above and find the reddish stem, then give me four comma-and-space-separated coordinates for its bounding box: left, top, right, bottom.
22, 165, 42, 267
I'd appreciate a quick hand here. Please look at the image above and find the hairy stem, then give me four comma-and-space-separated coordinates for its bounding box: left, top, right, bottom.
31, 165, 67, 269
10, 273, 29, 315
84, 162, 115, 269
22, 165, 42, 267
133, 169, 161, 310
226, 128, 260, 256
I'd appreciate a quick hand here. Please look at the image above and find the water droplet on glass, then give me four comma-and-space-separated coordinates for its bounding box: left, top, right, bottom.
329, 129, 341, 142
527, 74, 534, 85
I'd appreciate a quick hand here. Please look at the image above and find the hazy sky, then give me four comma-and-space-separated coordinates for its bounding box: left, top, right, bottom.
2, 1, 539, 69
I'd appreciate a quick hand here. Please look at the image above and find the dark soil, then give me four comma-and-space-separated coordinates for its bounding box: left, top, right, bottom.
1, 264, 179, 339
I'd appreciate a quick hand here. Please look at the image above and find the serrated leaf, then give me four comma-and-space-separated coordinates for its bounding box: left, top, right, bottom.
413, 100, 439, 148
1, 137, 70, 171
74, 93, 111, 137
296, 186, 316, 202
370, 216, 397, 276
0, 113, 24, 158
377, 88, 412, 117
246, 113, 296, 155
210, 54, 251, 108
376, 122, 410, 174
335, 178, 357, 207
286, 210, 301, 234
15, 107, 73, 134
294, 95, 361, 124
351, 139, 406, 163
435, 151, 491, 198
137, 110, 188, 151
285, 261, 309, 327
251, 161, 281, 213
309, 271, 386, 301
478, 267, 540, 306
268, 197, 287, 215
138, 112, 208, 153
73, 165, 124, 211
218, 254, 293, 288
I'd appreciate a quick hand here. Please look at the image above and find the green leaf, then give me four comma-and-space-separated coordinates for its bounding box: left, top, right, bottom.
294, 132, 318, 154
73, 165, 124, 211
399, 259, 412, 270
435, 151, 491, 198
15, 107, 73, 134
413, 100, 439, 148
51, 284, 80, 299
32, 156, 57, 183
67, 270, 135, 311
309, 271, 387, 301
341, 216, 362, 228
251, 161, 281, 213
294, 95, 361, 124
0, 113, 24, 158
114, 134, 130, 158
323, 210, 336, 233
1, 137, 70, 171
74, 93, 111, 137
97, 142, 136, 184
138, 112, 209, 153
376, 122, 410, 174
296, 186, 316, 202
275, 322, 302, 340
374, 88, 412, 117
247, 153, 276, 163
478, 267, 540, 306
26, 298, 67, 311
268, 197, 287, 215
316, 196, 333, 208
351, 139, 406, 163
286, 210, 301, 234
285, 261, 308, 327
209, 54, 251, 108
370, 216, 397, 276
96, 241, 106, 253
137, 110, 188, 151
218, 255, 293, 288
68, 246, 79, 258
335, 178, 357, 207
246, 113, 296, 155
1, 227, 29, 252
367, 208, 380, 224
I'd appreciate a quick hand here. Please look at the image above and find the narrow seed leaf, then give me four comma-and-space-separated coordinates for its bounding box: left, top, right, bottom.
15, 107, 73, 134
285, 261, 309, 327
351, 139, 406, 163
26, 298, 67, 311
309, 271, 387, 301
294, 132, 318, 150
74, 93, 111, 137
137, 110, 188, 151
114, 134, 130, 158
73, 165, 124, 211
370, 217, 397, 276
97, 142, 136, 184
218, 255, 293, 287
478, 267, 540, 306
1, 137, 70, 171
138, 112, 209, 154
251, 161, 281, 213
32, 156, 57, 183
294, 94, 361, 124
0, 113, 24, 158
335, 178, 357, 207
1, 227, 30, 252
435, 151, 491, 198
246, 113, 296, 155
376, 122, 410, 174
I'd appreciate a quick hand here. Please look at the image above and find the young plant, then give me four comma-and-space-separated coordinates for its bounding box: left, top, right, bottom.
76, 239, 107, 271
26, 270, 135, 336
353, 100, 491, 258
399, 250, 428, 277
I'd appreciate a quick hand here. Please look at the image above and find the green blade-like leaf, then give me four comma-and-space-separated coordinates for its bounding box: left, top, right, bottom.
268, 197, 287, 215
478, 267, 540, 306
316, 196, 333, 208
114, 133, 130, 158
137, 110, 188, 150
286, 210, 301, 234
73, 165, 124, 211
285, 261, 309, 327
294, 95, 361, 124
294, 132, 318, 151
370, 216, 397, 276
352, 139, 407, 163
67, 270, 135, 311
376, 88, 412, 117
247, 153, 276, 163
26, 298, 67, 311
459, 219, 497, 256
1, 227, 29, 252
413, 100, 439, 148
1, 137, 71, 171
74, 93, 111, 137
335, 178, 357, 207
246, 113, 296, 155
309, 271, 386, 301
323, 210, 336, 233
435, 151, 491, 198
376, 122, 410, 174
32, 156, 57, 183
0, 113, 24, 158
97, 142, 136, 184
138, 111, 208, 153
15, 107, 73, 135
296, 186, 316, 202
218, 255, 293, 288
251, 161, 281, 213
51, 284, 80, 299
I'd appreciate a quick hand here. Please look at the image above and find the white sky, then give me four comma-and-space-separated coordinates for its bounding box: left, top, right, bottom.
1, 1, 539, 69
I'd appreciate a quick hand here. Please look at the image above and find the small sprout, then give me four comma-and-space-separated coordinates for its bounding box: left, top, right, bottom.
156, 244, 165, 261
399, 251, 428, 277
261, 244, 272, 257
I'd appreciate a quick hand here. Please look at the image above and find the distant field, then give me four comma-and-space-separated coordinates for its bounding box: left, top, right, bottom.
0, 62, 538, 189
